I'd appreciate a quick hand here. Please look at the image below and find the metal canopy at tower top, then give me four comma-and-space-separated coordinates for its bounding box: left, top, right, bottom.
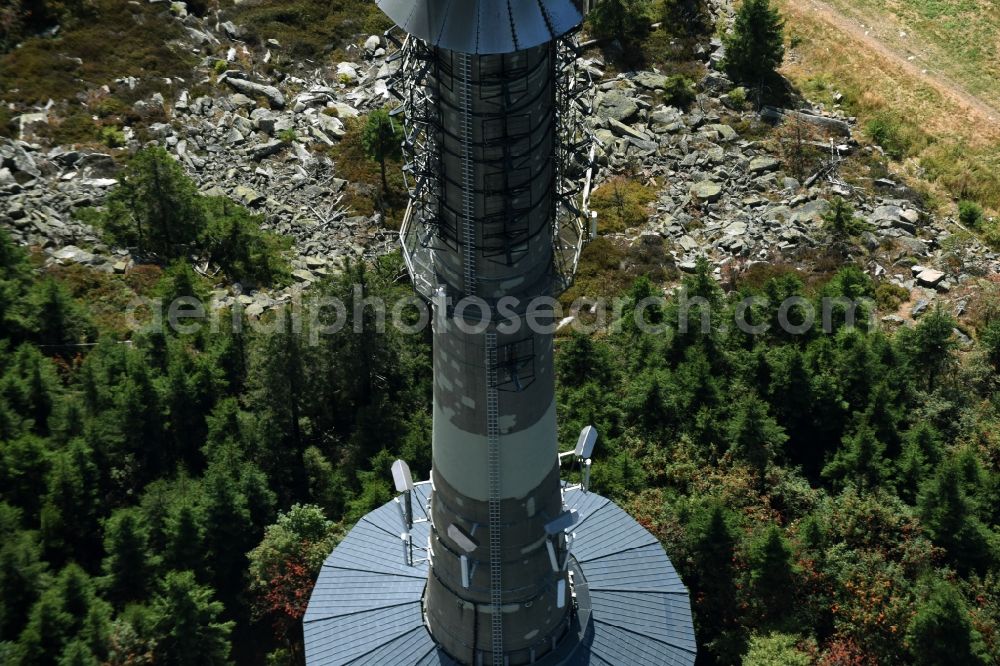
376, 0, 583, 54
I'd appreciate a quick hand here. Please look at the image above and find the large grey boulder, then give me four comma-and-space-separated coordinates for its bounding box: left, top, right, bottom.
607, 118, 649, 141
648, 106, 685, 132
916, 268, 945, 288
52, 245, 97, 265
250, 139, 287, 161
632, 72, 671, 90
704, 123, 737, 142
749, 156, 780, 173
690, 181, 723, 202
314, 114, 346, 139
336, 62, 359, 84
760, 106, 852, 137
596, 91, 639, 123
224, 76, 285, 109
234, 185, 265, 207
364, 35, 382, 54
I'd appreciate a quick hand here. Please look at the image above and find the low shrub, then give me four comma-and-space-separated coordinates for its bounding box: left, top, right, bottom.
559, 236, 629, 310
99, 126, 126, 148
982, 221, 1000, 251
589, 177, 657, 234
875, 282, 909, 312
865, 111, 913, 160
958, 199, 984, 229
663, 74, 697, 109
728, 86, 748, 110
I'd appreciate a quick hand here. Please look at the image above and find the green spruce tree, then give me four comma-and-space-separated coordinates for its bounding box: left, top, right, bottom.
746, 525, 798, 630
101, 508, 154, 607
723, 0, 785, 90
906, 580, 988, 665
361, 109, 403, 193
150, 571, 234, 666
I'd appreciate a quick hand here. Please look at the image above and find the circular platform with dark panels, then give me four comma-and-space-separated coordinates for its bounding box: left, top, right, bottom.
304, 485, 696, 666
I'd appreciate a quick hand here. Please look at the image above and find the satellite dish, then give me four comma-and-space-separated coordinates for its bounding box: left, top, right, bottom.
544, 509, 579, 535
447, 524, 479, 553
391, 460, 414, 492
574, 426, 598, 459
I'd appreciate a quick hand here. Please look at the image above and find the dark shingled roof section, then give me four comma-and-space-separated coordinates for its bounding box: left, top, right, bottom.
303, 485, 696, 665
374, 0, 583, 55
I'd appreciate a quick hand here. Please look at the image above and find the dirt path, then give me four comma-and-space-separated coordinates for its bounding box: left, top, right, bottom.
784, 0, 1000, 127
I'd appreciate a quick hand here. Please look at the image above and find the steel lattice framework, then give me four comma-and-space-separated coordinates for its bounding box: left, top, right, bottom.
390, 28, 596, 305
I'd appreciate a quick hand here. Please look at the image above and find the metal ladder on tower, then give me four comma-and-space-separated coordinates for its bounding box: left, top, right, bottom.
485, 331, 503, 665
459, 52, 477, 298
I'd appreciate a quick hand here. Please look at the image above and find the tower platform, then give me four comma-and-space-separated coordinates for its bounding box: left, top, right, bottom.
304, 484, 696, 665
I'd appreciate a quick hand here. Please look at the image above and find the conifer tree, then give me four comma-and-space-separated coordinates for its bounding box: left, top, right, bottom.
662, 0, 709, 36
918, 458, 996, 573
150, 571, 234, 666
2, 344, 60, 437
18, 564, 111, 664
0, 434, 50, 521
245, 310, 308, 500
727, 389, 787, 483
587, 0, 651, 49
101, 508, 154, 606
117, 351, 166, 484
361, 109, 403, 193
0, 504, 47, 640
823, 196, 861, 248
897, 423, 944, 504
200, 196, 289, 286
906, 580, 989, 665
620, 276, 663, 337
102, 147, 204, 257
688, 504, 743, 664
0, 229, 31, 341
29, 278, 93, 349
822, 422, 891, 491
40, 439, 102, 567
723, 0, 785, 88
199, 450, 275, 608
57, 639, 100, 666
980, 319, 1000, 371
557, 332, 604, 388
162, 500, 206, 576
746, 525, 798, 630
302, 446, 348, 518
765, 346, 816, 468
901, 307, 957, 390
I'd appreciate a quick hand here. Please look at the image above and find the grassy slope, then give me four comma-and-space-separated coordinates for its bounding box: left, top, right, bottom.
820, 0, 1000, 111
775, 0, 1000, 213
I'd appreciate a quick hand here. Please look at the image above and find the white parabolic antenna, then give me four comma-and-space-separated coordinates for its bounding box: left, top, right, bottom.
575, 425, 597, 459
391, 459, 414, 493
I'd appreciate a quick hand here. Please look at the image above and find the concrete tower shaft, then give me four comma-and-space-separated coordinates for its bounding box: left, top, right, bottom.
377, 1, 589, 663
421, 43, 571, 665
303, 5, 698, 664
431, 45, 557, 302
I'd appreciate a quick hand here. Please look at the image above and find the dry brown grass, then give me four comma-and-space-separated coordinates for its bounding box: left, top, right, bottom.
819, 0, 1000, 113
778, 0, 1000, 143
776, 0, 1000, 212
